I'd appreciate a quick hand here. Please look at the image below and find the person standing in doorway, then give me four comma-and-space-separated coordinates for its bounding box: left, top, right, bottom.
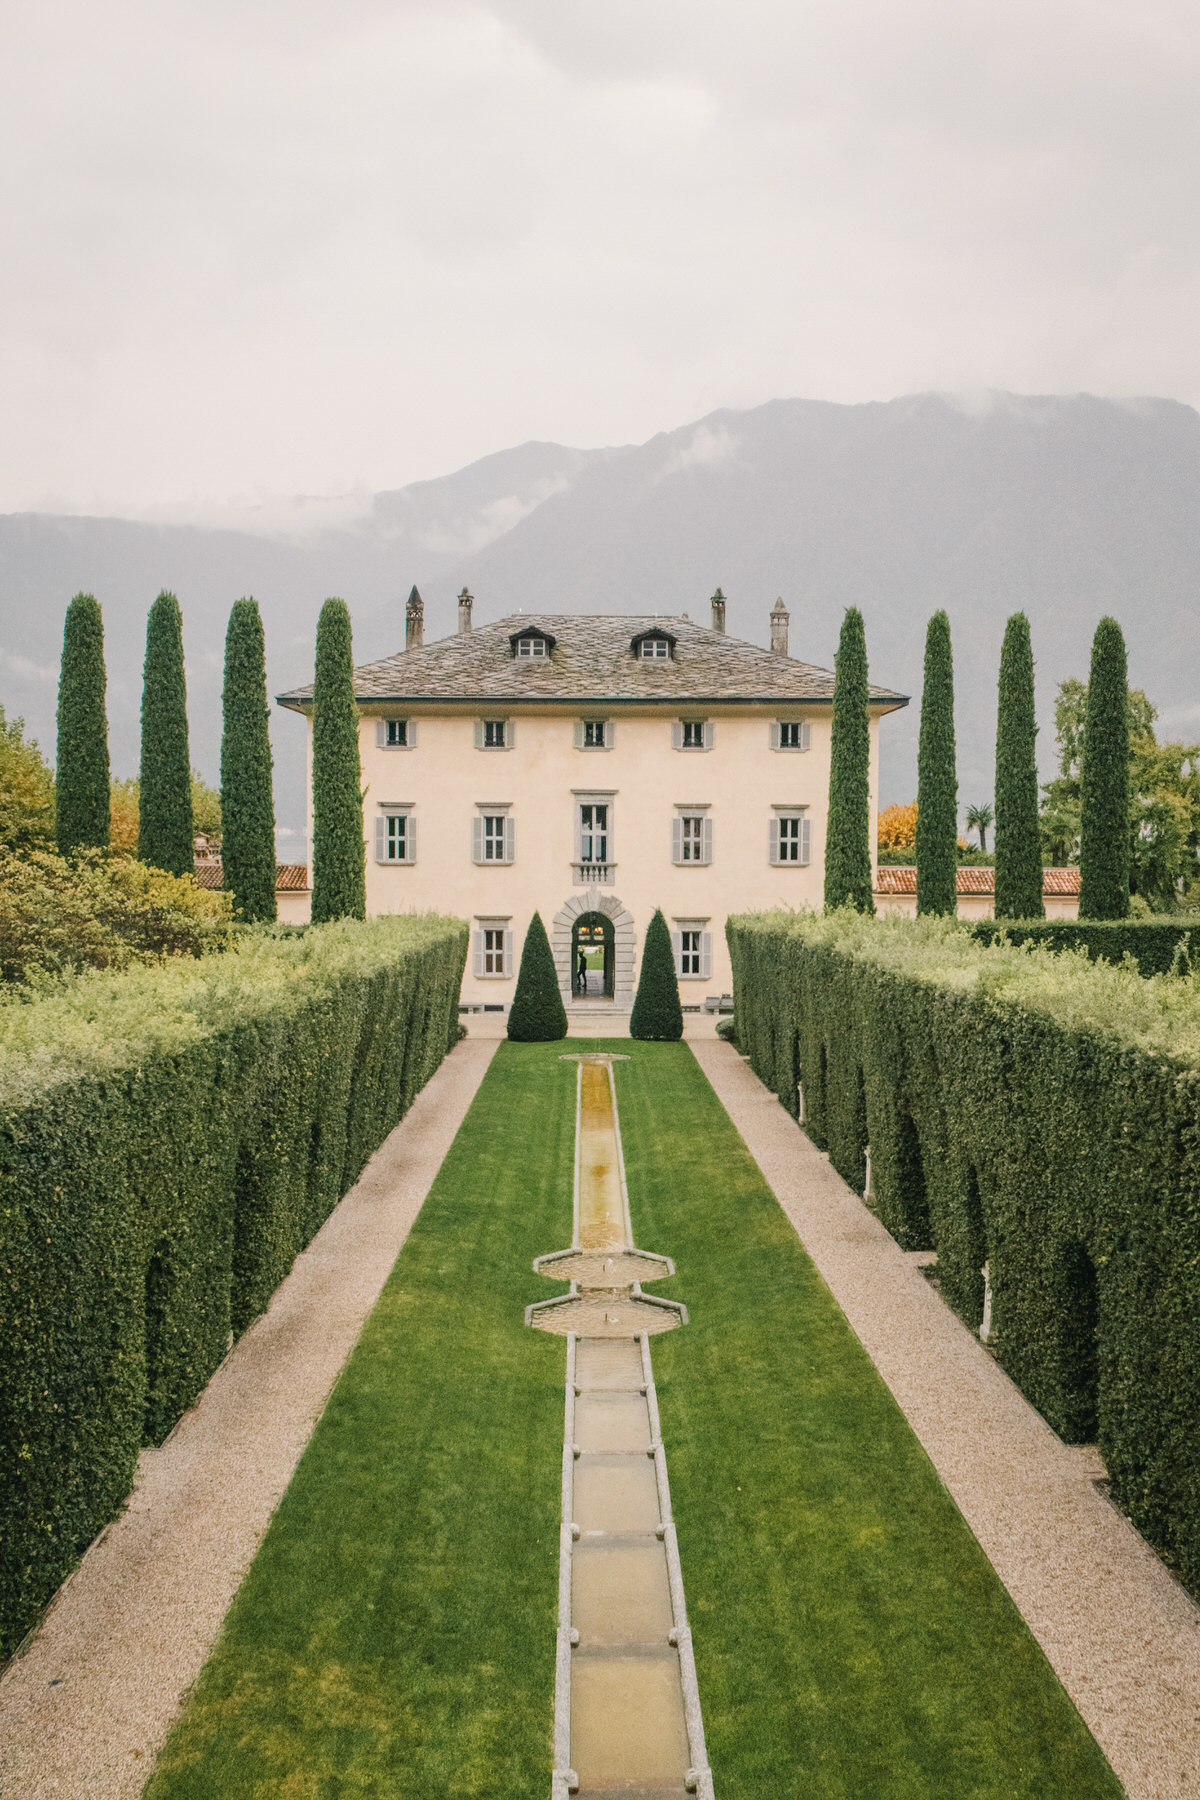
577, 946, 588, 993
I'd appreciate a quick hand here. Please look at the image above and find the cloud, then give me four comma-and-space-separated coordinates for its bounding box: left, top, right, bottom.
659, 423, 740, 478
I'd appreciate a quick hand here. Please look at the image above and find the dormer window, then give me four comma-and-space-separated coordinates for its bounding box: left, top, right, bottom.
509, 627, 556, 659
641, 638, 669, 659
631, 627, 677, 660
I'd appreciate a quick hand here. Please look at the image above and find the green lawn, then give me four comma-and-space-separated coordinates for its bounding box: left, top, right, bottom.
145, 1040, 1123, 1799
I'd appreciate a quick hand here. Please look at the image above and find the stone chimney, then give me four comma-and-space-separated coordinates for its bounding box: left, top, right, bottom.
405, 585, 424, 651
710, 587, 726, 633
457, 587, 474, 634
770, 596, 790, 657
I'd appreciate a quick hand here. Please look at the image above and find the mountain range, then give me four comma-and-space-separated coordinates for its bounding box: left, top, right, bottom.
3, 390, 1198, 844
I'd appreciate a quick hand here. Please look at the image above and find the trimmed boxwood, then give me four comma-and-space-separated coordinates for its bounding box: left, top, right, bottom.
728, 908, 1200, 1593
0, 913, 466, 1658
971, 918, 1195, 976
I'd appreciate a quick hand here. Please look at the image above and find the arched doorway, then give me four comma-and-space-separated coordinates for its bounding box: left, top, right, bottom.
572, 911, 615, 997
551, 890, 636, 1010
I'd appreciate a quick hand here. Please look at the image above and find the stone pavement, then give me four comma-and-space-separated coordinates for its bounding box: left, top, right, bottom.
0, 1034, 499, 1800
692, 1037, 1200, 1800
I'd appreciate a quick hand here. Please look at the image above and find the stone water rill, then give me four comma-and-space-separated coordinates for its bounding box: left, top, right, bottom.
526, 1056, 714, 1800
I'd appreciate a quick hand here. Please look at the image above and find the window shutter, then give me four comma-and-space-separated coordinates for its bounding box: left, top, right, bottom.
769, 720, 781, 750
375, 815, 387, 861
472, 816, 483, 863
800, 720, 811, 751
800, 815, 811, 865
671, 930, 682, 973
375, 720, 387, 748
604, 719, 614, 750
701, 816, 713, 864
671, 720, 683, 750
573, 718, 585, 749
405, 816, 417, 862
504, 816, 516, 863
703, 721, 714, 751
473, 931, 484, 977
769, 817, 781, 865
407, 719, 417, 748
474, 719, 484, 749
700, 933, 712, 978
671, 816, 683, 864
503, 929, 513, 975
504, 718, 514, 749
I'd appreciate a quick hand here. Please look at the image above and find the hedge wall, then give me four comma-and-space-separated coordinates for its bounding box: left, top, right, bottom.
0, 913, 467, 1657
728, 909, 1200, 1592
970, 917, 1195, 977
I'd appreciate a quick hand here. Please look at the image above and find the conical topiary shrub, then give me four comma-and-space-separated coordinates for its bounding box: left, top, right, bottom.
221, 598, 277, 923
138, 591, 193, 876
507, 911, 568, 1041
1078, 616, 1130, 921
56, 592, 111, 855
630, 908, 683, 1041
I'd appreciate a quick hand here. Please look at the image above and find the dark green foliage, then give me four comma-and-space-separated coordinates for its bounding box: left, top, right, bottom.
0, 915, 466, 1658
971, 918, 1194, 976
729, 910, 1200, 1596
1079, 617, 1131, 920
221, 600, 276, 923
310, 598, 365, 923
824, 607, 875, 912
994, 613, 1044, 919
138, 592, 194, 876
55, 593, 110, 854
916, 610, 958, 916
630, 907, 683, 1040
507, 911, 567, 1041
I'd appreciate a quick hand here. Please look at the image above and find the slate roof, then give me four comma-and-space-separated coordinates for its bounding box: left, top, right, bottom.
874, 866, 1080, 896
276, 614, 908, 712
193, 859, 310, 892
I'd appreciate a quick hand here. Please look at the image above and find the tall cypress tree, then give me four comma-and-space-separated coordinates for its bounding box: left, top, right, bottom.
55, 592, 110, 854
221, 598, 277, 922
915, 609, 958, 917
824, 607, 875, 913
310, 597, 365, 923
138, 591, 193, 875
1078, 616, 1130, 920
993, 612, 1044, 920
630, 908, 683, 1041
507, 912, 568, 1041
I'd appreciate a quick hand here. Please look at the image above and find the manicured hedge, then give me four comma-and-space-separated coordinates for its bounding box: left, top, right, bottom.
970, 918, 1195, 976
728, 909, 1200, 1592
0, 914, 466, 1658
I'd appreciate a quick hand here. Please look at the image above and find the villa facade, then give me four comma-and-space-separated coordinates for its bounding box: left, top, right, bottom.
278, 589, 908, 1013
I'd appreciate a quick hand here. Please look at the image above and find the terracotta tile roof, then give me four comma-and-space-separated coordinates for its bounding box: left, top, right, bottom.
276, 614, 908, 712
874, 865, 1081, 896
192, 858, 309, 893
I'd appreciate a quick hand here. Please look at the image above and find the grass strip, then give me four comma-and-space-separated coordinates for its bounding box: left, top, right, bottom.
144, 1044, 576, 1799
610, 1039, 1124, 1800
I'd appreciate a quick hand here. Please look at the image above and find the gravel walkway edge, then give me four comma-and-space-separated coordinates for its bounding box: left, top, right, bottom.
0, 1034, 499, 1800
692, 1039, 1200, 1800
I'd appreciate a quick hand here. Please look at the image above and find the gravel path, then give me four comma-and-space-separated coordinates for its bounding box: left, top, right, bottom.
0, 1034, 498, 1800
692, 1038, 1200, 1800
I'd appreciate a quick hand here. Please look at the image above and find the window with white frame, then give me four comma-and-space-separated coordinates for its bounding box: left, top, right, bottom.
640, 637, 670, 659
671, 808, 712, 864
770, 719, 811, 751
672, 719, 714, 750
769, 808, 811, 865
374, 806, 416, 863
574, 718, 612, 749
375, 718, 415, 749
472, 807, 515, 864
473, 918, 514, 978
475, 718, 513, 750
671, 918, 712, 979
578, 800, 609, 864
515, 636, 548, 658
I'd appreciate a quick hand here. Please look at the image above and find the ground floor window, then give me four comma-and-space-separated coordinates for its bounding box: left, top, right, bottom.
473, 918, 513, 978
671, 919, 712, 978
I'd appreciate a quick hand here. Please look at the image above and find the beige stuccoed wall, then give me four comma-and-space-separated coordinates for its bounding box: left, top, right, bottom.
873, 890, 1080, 921
334, 703, 884, 1006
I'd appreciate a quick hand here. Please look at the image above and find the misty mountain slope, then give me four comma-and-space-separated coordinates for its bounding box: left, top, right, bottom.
3, 390, 1199, 838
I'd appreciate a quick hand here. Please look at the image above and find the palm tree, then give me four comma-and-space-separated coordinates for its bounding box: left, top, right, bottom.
966, 802, 994, 854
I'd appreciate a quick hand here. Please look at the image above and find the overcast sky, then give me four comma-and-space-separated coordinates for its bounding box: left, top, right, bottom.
4, 0, 1200, 520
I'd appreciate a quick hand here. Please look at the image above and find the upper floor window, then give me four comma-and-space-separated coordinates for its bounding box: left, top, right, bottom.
630, 627, 677, 661
671, 809, 712, 865
374, 806, 416, 863
672, 719, 714, 751
376, 719, 415, 749
769, 809, 811, 866
509, 627, 556, 660
517, 636, 548, 658
475, 718, 513, 750
641, 637, 669, 659
579, 801, 609, 864
472, 809, 515, 863
771, 720, 811, 752
574, 718, 612, 750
